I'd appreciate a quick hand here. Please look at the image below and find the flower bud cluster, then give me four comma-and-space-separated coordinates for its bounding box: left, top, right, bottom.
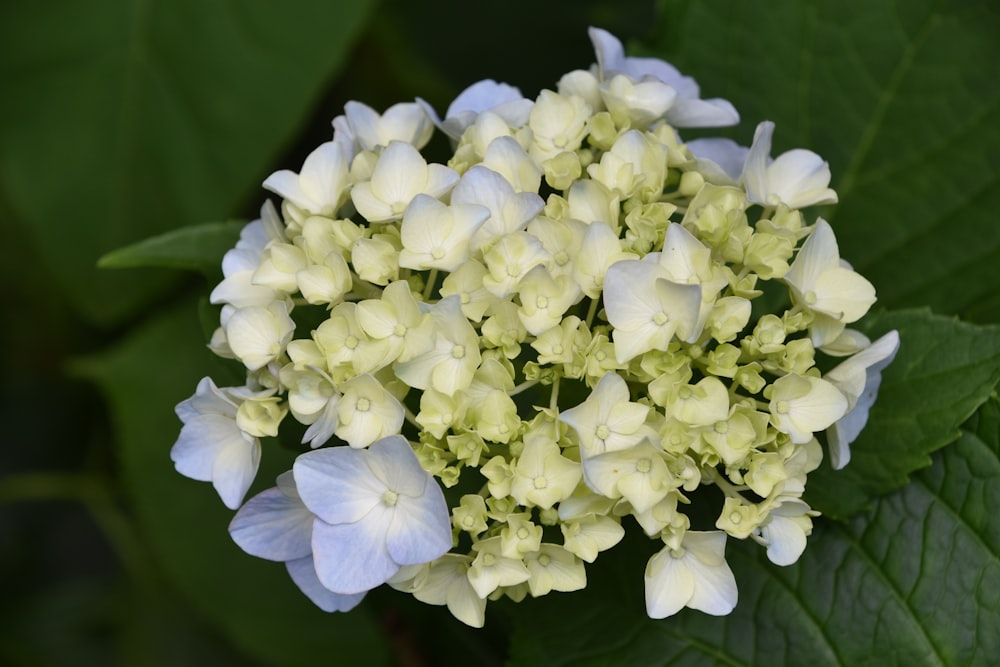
172, 27, 899, 626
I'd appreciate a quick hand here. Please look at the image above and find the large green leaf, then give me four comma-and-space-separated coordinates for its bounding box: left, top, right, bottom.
806, 309, 1000, 518
651, 0, 1000, 321
98, 221, 242, 276
507, 397, 1000, 666
74, 300, 392, 667
0, 0, 375, 327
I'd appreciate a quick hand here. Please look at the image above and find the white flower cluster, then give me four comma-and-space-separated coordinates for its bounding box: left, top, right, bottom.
171, 27, 899, 626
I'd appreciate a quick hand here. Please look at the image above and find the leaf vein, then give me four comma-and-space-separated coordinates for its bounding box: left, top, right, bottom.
831, 521, 948, 666
836, 10, 942, 199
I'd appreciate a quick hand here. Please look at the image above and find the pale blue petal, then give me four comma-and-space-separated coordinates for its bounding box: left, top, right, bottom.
686, 138, 748, 185
364, 436, 427, 498
211, 437, 261, 510
385, 480, 452, 566
446, 79, 523, 118
294, 447, 384, 524
229, 487, 313, 561
286, 555, 366, 612
311, 513, 397, 594
170, 415, 237, 481
587, 27, 625, 79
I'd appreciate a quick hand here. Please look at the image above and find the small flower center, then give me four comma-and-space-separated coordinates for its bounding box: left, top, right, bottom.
714, 421, 729, 434
533, 476, 548, 489
775, 400, 790, 415
803, 290, 818, 305
536, 296, 549, 309
653, 311, 669, 326
538, 553, 552, 567
517, 527, 530, 539
393, 323, 407, 337
431, 247, 445, 260
382, 490, 399, 507
636, 458, 652, 474
356, 398, 371, 412
452, 345, 466, 359
595, 424, 611, 440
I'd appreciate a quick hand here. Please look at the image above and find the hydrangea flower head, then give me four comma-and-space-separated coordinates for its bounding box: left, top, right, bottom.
172, 26, 896, 627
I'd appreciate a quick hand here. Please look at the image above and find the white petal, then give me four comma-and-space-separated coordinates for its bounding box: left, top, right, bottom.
743, 121, 774, 205
667, 97, 739, 128
350, 181, 393, 223
766, 149, 837, 208
604, 260, 666, 330
655, 278, 704, 343
175, 376, 229, 422
761, 515, 808, 566
660, 223, 709, 284
344, 101, 382, 151
684, 552, 738, 615
785, 218, 840, 294
813, 268, 877, 323
370, 142, 429, 207
298, 142, 350, 213
381, 102, 434, 149
262, 170, 309, 209
645, 547, 695, 618
423, 163, 461, 200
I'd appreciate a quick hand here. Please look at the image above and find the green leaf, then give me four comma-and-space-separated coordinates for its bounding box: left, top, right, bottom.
0, 0, 375, 327
806, 309, 1000, 518
74, 300, 392, 667
98, 221, 242, 276
507, 398, 1000, 667
650, 0, 1000, 320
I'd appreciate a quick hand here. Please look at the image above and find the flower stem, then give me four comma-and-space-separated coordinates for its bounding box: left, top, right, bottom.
584, 297, 600, 328
422, 269, 439, 302
349, 272, 384, 300
510, 379, 540, 396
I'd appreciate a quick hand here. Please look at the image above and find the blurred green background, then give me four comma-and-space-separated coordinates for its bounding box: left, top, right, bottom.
1, 0, 998, 665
